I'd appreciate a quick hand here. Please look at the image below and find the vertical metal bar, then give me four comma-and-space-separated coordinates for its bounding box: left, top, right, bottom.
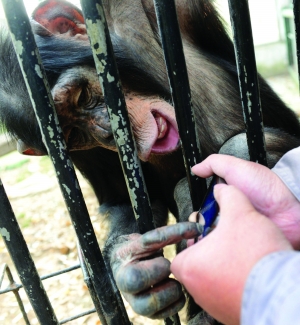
80, 1, 181, 324
1, 1, 130, 324
228, 0, 268, 166
0, 181, 59, 325
80, 0, 155, 234
283, 15, 294, 67
77, 242, 107, 325
293, 0, 300, 87
152, 0, 207, 210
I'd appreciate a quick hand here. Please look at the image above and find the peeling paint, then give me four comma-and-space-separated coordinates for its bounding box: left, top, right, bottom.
86, 261, 94, 277
75, 180, 80, 190
244, 65, 248, 84
85, 17, 107, 56
107, 72, 115, 83
11, 33, 23, 56
246, 91, 252, 114
62, 184, 71, 196
0, 228, 10, 241
47, 126, 54, 139
35, 64, 43, 78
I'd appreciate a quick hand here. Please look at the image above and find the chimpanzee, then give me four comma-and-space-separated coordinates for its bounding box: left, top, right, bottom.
1, 0, 300, 324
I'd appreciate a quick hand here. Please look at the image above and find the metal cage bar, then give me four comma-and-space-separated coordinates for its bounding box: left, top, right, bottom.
294, 0, 300, 87
153, 0, 207, 209
2, 0, 299, 324
228, 0, 268, 166
0, 180, 60, 325
77, 241, 107, 325
79, 1, 180, 324
1, 1, 130, 324
80, 0, 155, 235
0, 264, 32, 325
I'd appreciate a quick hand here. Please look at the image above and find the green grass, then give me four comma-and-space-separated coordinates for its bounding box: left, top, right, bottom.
16, 212, 32, 228
0, 151, 30, 172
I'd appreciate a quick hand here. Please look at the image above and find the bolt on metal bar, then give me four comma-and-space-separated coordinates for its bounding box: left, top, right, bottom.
0, 181, 59, 325
153, 0, 207, 211
80, 0, 155, 235
293, 0, 300, 88
0, 264, 31, 325
228, 0, 268, 166
1, 1, 130, 324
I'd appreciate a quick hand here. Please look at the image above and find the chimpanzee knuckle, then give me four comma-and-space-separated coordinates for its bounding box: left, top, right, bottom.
125, 279, 184, 317
110, 234, 140, 262
115, 264, 148, 294
149, 295, 186, 319
115, 257, 171, 294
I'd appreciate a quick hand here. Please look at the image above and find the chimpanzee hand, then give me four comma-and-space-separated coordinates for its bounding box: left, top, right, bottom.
109, 222, 203, 319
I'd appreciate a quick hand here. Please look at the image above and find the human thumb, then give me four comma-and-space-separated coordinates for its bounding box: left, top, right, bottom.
213, 184, 257, 227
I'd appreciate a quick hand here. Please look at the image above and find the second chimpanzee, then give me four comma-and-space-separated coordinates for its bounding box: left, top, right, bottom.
1, 0, 300, 324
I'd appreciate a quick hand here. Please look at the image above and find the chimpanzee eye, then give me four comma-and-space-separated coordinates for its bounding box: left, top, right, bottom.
77, 86, 103, 110
77, 87, 92, 107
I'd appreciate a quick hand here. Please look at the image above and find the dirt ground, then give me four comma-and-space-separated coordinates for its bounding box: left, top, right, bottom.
0, 153, 182, 325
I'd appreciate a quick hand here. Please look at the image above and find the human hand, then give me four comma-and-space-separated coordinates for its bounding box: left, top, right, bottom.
192, 154, 300, 249
171, 185, 292, 325
109, 222, 203, 319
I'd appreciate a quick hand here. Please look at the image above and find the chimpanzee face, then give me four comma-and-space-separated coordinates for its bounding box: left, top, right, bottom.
5, 0, 180, 161
51, 64, 179, 161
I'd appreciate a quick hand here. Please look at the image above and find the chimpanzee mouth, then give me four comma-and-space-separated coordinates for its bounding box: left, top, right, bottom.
151, 112, 180, 154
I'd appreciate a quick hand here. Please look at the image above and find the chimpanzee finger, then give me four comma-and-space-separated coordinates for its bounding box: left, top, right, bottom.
113, 222, 203, 262
149, 295, 186, 319
141, 222, 203, 251
115, 256, 171, 294
123, 278, 184, 318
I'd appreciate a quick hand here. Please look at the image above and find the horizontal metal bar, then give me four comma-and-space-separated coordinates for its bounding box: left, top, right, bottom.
0, 264, 81, 295
59, 308, 96, 325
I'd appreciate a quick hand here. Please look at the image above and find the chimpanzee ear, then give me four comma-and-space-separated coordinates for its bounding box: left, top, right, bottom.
30, 20, 53, 37
32, 0, 87, 39
17, 140, 47, 156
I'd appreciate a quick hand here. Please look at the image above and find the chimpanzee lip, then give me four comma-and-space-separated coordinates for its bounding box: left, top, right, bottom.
150, 111, 180, 154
